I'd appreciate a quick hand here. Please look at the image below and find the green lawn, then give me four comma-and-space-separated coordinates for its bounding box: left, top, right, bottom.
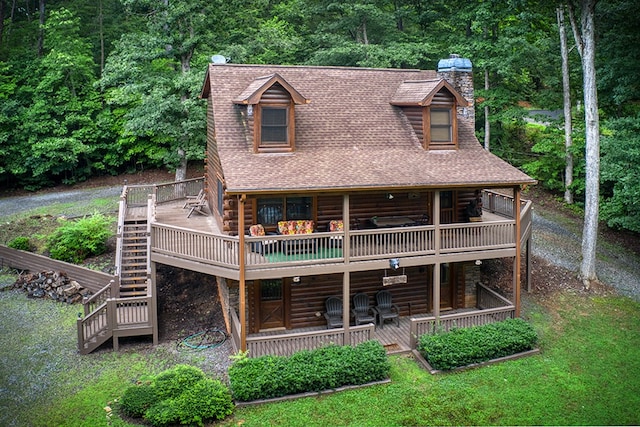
2, 275, 639, 426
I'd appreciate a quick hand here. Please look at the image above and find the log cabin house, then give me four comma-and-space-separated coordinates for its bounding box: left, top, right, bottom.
77, 56, 536, 356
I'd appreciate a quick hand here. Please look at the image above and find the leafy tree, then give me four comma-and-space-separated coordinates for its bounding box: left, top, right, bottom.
9, 8, 104, 189
600, 115, 640, 233
100, 0, 209, 180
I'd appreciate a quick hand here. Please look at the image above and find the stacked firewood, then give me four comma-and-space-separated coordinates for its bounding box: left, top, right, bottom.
12, 271, 91, 304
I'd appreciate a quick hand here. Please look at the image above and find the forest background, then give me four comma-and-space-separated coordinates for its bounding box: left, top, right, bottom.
0, 0, 639, 234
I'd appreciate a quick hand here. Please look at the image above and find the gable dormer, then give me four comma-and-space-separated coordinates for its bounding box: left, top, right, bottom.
391, 79, 469, 150
233, 73, 309, 153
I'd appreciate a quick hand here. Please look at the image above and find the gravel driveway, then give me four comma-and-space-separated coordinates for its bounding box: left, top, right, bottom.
532, 210, 640, 300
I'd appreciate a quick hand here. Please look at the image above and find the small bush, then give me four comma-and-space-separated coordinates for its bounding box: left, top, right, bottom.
118, 365, 234, 426
7, 236, 31, 251
47, 213, 112, 263
418, 318, 538, 371
229, 340, 390, 402
119, 382, 156, 418
145, 379, 234, 427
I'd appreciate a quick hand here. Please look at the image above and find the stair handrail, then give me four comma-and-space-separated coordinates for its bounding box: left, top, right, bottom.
115, 191, 127, 277
82, 278, 118, 316
146, 195, 154, 281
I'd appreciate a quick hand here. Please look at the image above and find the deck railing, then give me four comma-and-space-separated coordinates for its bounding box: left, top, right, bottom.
152, 223, 241, 268
125, 185, 156, 207
408, 285, 515, 348
155, 178, 204, 204
440, 221, 514, 252
246, 325, 375, 358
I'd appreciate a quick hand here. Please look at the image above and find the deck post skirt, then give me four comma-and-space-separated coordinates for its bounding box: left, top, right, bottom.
239, 194, 247, 352
514, 186, 522, 317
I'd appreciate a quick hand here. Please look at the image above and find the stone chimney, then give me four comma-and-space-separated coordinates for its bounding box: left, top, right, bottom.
437, 54, 474, 123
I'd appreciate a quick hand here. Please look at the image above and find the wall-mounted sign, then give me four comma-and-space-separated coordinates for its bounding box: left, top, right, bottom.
383, 275, 407, 286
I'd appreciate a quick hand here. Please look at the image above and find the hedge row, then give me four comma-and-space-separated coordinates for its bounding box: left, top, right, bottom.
119, 365, 233, 427
229, 340, 390, 402
417, 318, 538, 371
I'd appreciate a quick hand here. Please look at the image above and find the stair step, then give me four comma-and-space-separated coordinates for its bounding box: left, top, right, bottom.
119, 291, 149, 297
121, 261, 147, 266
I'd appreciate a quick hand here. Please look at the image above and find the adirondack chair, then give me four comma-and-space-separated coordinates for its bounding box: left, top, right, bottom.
373, 290, 400, 328
184, 190, 208, 218
183, 189, 204, 208
351, 293, 377, 326
323, 296, 343, 329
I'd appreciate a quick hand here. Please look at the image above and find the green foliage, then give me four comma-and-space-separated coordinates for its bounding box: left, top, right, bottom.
229, 340, 390, 402
144, 378, 234, 427
152, 364, 207, 401
418, 318, 538, 371
119, 381, 157, 418
119, 364, 233, 426
601, 114, 640, 232
7, 237, 31, 252
47, 213, 112, 263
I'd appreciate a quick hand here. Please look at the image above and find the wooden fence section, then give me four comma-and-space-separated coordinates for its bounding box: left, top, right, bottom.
408, 285, 515, 349
230, 309, 375, 358
0, 245, 113, 293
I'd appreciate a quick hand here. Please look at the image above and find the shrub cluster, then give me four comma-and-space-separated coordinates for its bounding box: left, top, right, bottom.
8, 236, 31, 251
418, 318, 538, 371
119, 365, 233, 426
46, 213, 112, 263
229, 340, 390, 402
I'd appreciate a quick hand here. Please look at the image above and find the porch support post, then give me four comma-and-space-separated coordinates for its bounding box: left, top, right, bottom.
433, 190, 441, 321
514, 186, 522, 317
150, 261, 158, 346
238, 194, 247, 351
342, 194, 350, 345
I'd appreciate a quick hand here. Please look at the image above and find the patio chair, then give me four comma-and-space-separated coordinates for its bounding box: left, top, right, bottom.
323, 296, 344, 329
248, 224, 279, 255
183, 189, 204, 208
351, 293, 377, 326
373, 290, 400, 328
185, 191, 208, 218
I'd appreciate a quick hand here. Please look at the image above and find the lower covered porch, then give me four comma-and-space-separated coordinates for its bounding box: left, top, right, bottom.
229, 282, 514, 358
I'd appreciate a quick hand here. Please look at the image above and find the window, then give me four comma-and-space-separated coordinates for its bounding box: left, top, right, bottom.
261, 107, 288, 144
257, 196, 313, 226
430, 108, 452, 142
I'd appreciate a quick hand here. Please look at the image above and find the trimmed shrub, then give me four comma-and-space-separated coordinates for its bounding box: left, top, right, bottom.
145, 379, 234, 427
152, 364, 207, 401
418, 318, 538, 371
118, 365, 234, 426
119, 382, 156, 418
229, 340, 390, 402
7, 236, 31, 251
47, 213, 112, 263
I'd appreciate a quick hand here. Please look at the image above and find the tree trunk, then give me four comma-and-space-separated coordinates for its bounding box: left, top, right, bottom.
570, 0, 600, 288
484, 68, 490, 151
557, 5, 574, 204
175, 148, 187, 182
37, 0, 45, 57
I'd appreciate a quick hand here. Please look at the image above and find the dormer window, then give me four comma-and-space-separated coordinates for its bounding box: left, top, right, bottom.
233, 73, 309, 153
430, 108, 452, 143
391, 79, 468, 150
259, 105, 290, 147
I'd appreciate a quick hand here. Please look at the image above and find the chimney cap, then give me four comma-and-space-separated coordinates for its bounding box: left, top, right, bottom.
438, 54, 472, 72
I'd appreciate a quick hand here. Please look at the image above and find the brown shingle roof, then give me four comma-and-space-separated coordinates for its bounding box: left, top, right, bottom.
202, 64, 535, 194
390, 79, 468, 106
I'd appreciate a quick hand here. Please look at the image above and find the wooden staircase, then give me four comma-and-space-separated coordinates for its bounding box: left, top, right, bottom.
77, 197, 157, 354
119, 219, 150, 297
